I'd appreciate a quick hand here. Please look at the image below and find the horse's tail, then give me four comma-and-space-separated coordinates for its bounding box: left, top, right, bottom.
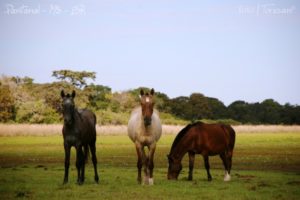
84, 145, 90, 164
222, 125, 236, 151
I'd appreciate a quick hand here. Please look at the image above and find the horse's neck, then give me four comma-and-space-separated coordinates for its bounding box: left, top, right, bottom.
170, 141, 188, 161
74, 109, 82, 121
138, 117, 152, 135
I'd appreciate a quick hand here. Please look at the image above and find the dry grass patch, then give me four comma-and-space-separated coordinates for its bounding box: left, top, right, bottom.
0, 124, 300, 136
234, 125, 300, 133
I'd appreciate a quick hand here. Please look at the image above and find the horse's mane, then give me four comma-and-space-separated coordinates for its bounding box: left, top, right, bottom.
170, 121, 203, 152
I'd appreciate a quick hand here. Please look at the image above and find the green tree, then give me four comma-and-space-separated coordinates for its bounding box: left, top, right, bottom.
110, 91, 137, 113
169, 96, 191, 120
0, 84, 15, 122
52, 70, 96, 88
228, 101, 251, 123
207, 97, 228, 119
259, 99, 282, 124
86, 84, 112, 110
154, 91, 170, 113
188, 93, 212, 120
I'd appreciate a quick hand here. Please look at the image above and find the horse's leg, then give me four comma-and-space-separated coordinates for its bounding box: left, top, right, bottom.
203, 155, 212, 181
80, 146, 85, 184
148, 142, 156, 185
63, 143, 71, 184
188, 151, 195, 181
76, 145, 85, 185
90, 142, 99, 183
75, 146, 81, 184
142, 147, 150, 185
227, 150, 233, 174
135, 142, 143, 184
220, 152, 231, 181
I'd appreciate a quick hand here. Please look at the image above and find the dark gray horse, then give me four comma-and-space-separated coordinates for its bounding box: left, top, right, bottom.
61, 90, 99, 185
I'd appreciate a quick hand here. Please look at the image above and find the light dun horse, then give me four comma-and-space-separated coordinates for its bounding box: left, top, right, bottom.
128, 89, 162, 185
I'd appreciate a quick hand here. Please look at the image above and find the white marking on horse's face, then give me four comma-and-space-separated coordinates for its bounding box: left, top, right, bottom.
224, 171, 231, 182
146, 97, 150, 103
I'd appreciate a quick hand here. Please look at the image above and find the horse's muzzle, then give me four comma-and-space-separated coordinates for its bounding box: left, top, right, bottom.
64, 118, 72, 126
144, 117, 152, 126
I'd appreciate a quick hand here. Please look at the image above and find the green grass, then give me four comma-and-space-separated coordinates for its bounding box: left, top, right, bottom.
0, 133, 300, 199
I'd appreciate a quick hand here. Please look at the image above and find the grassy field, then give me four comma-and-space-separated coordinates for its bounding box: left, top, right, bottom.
0, 126, 300, 199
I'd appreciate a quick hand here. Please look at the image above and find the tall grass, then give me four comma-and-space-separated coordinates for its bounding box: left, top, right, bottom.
234, 125, 300, 133
0, 124, 300, 136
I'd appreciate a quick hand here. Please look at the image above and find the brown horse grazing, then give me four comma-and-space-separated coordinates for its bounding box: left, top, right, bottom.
61, 90, 99, 185
128, 89, 162, 185
167, 122, 235, 181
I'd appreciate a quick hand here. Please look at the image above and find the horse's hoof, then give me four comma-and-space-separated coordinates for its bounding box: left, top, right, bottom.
188, 176, 193, 181
208, 177, 212, 181
77, 180, 84, 185
148, 178, 154, 185
143, 176, 154, 185
63, 179, 68, 184
224, 174, 231, 182
137, 178, 142, 184
224, 171, 231, 182
95, 176, 99, 184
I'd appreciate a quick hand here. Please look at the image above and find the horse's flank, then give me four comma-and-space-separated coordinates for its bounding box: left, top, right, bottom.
128, 106, 162, 145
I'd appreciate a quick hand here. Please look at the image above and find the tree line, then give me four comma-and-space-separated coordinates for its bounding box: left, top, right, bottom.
0, 70, 299, 125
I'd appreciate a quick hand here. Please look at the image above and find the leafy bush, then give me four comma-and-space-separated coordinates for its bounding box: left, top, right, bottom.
95, 110, 130, 125
200, 119, 241, 125
159, 112, 188, 125
16, 100, 60, 124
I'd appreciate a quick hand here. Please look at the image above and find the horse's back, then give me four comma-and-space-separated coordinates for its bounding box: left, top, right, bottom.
79, 109, 96, 126
192, 123, 235, 153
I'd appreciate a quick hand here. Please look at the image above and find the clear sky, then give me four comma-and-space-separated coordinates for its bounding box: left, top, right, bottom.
0, 0, 299, 105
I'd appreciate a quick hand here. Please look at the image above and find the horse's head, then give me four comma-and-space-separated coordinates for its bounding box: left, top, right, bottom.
140, 88, 155, 127
167, 155, 182, 180
61, 90, 76, 126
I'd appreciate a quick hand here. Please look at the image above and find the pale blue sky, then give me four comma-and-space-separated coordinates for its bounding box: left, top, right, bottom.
0, 0, 299, 105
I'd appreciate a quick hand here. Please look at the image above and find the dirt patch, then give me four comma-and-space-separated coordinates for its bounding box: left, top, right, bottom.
35, 164, 46, 168
258, 181, 271, 187
15, 191, 32, 198
286, 181, 300, 186
235, 173, 256, 181
235, 173, 256, 179
235, 173, 256, 183
248, 185, 256, 191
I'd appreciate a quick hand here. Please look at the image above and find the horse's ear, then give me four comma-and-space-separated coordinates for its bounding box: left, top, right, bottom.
140, 89, 145, 96
71, 90, 76, 98
150, 88, 155, 96
61, 90, 65, 98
